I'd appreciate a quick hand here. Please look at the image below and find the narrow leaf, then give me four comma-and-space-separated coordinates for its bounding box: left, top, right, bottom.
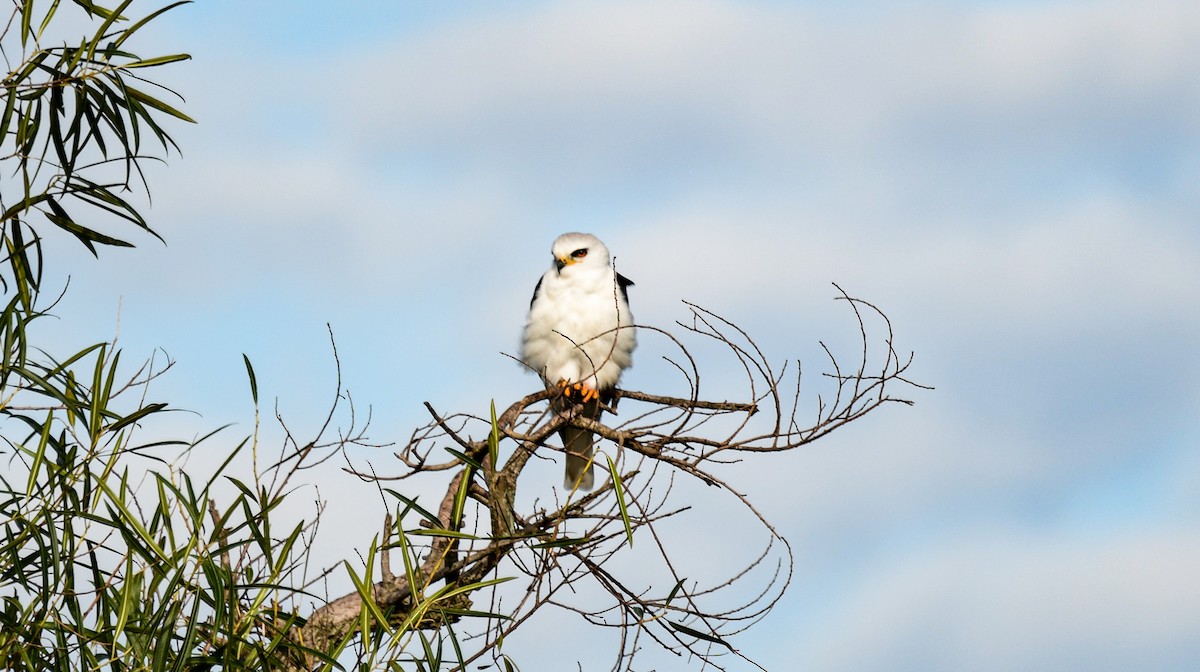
112, 1, 191, 50
382, 489, 440, 526
669, 621, 733, 650
25, 410, 53, 497
607, 455, 634, 547
242, 354, 257, 404
450, 463, 470, 528
531, 536, 589, 549
488, 399, 500, 469
405, 529, 481, 541
123, 53, 191, 69
105, 402, 167, 434
665, 577, 686, 605
124, 84, 196, 123
443, 446, 483, 471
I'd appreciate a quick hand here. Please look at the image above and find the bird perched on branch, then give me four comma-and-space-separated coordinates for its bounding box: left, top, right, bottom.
521, 233, 636, 490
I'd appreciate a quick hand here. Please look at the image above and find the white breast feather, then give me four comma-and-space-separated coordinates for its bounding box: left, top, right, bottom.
521, 265, 634, 390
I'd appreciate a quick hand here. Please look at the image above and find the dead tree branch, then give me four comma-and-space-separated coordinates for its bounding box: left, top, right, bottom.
231, 289, 925, 670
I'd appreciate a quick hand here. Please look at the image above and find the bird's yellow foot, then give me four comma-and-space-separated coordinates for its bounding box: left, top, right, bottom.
558, 380, 599, 403
577, 384, 599, 403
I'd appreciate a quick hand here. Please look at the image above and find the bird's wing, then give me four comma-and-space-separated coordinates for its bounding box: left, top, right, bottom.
616, 272, 634, 305
529, 275, 545, 309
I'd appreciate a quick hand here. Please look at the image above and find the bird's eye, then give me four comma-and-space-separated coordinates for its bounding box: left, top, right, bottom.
571, 248, 588, 259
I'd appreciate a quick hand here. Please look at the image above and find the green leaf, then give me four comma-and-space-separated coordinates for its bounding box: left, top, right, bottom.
531, 536, 589, 549
64, 175, 150, 229
88, 342, 107, 442
443, 446, 483, 471
0, 81, 18, 146
382, 489, 441, 527
19, 0, 33, 47
6, 221, 37, 310
123, 84, 196, 124
122, 53, 191, 69
96, 478, 170, 563
665, 577, 686, 605
242, 353, 257, 404
488, 399, 500, 469
669, 621, 733, 650
394, 519, 420, 605
450, 463, 470, 528
71, 0, 121, 20
34, 341, 102, 388
607, 455, 634, 547
113, 555, 138, 639
112, 1, 191, 50
105, 402, 167, 434
429, 576, 513, 602
45, 198, 135, 254
85, 0, 133, 62
406, 529, 482, 541
438, 607, 513, 621
36, 0, 65, 40
345, 558, 393, 637
24, 410, 53, 497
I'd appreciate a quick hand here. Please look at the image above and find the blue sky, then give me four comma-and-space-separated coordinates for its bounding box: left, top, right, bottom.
32, 1, 1200, 670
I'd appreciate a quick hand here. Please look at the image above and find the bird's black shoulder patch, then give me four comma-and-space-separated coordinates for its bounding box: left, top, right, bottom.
529, 276, 544, 309
616, 272, 634, 304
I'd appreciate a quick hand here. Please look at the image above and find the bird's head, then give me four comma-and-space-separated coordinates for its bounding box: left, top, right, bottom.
551, 232, 610, 273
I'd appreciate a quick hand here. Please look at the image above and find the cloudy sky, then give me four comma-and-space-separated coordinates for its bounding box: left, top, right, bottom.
34, 1, 1200, 670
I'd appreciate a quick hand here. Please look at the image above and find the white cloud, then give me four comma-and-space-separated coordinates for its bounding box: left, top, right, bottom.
621, 192, 1200, 345
98, 0, 1200, 343
331, 0, 1200, 183
797, 526, 1200, 671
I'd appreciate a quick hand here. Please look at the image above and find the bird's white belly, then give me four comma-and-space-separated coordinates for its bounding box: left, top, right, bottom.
522, 279, 634, 389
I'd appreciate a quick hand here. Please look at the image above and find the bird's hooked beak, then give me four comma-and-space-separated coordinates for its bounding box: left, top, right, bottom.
555, 247, 589, 274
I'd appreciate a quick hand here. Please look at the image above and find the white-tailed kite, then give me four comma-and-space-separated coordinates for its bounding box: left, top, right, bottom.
521, 232, 636, 490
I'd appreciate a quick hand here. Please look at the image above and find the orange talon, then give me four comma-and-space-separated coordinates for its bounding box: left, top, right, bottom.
557, 380, 599, 403
575, 383, 599, 403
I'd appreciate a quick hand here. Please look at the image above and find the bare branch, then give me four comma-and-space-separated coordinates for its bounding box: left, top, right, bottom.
280, 289, 926, 670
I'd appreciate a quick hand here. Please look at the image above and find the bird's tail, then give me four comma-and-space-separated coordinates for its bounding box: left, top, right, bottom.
561, 425, 595, 491
554, 393, 602, 491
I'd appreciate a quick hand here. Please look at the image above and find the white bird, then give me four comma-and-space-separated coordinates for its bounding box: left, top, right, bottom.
521, 232, 636, 490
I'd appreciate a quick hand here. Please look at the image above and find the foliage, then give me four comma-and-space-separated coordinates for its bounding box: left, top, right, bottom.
0, 2, 509, 668
0, 0, 193, 306
0, 1, 336, 669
